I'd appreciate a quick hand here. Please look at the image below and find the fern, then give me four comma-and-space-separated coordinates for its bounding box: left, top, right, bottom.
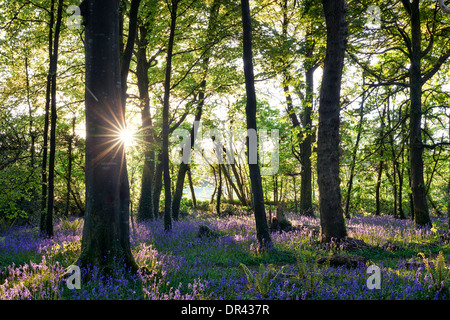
295, 254, 325, 295
60, 218, 83, 235
239, 263, 284, 298
418, 251, 450, 291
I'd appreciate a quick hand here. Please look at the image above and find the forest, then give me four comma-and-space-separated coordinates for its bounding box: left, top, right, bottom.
0, 0, 450, 304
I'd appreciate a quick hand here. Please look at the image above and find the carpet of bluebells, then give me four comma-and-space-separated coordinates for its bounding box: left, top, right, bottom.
1, 211, 450, 300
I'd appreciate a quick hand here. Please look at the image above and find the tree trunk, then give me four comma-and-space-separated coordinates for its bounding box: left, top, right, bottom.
137, 94, 155, 220
216, 164, 222, 215
118, 0, 140, 227
162, 0, 179, 231
45, 0, 64, 238
438, 0, 450, 14
152, 153, 164, 218
230, 163, 248, 202
375, 104, 387, 216
77, 0, 137, 272
283, 72, 313, 217
25, 55, 38, 215
447, 115, 450, 229
408, 0, 430, 227
375, 157, 383, 216
398, 143, 406, 219
136, 20, 155, 221
40, 0, 55, 233
293, 175, 298, 213
72, 189, 85, 216
120, 0, 141, 109
187, 167, 197, 208
172, 164, 189, 220
385, 95, 399, 218
25, 56, 36, 174
241, 0, 272, 248
317, 0, 347, 242
172, 93, 203, 221
64, 115, 76, 217
273, 175, 278, 206
171, 0, 219, 220
220, 164, 248, 206
280, 0, 315, 217
344, 79, 365, 219
299, 68, 314, 216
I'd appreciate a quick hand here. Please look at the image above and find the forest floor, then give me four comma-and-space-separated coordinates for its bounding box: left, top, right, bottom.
1, 210, 450, 300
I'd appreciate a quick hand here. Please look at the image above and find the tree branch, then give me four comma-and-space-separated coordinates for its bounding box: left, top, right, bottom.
422, 142, 450, 149
421, 46, 450, 84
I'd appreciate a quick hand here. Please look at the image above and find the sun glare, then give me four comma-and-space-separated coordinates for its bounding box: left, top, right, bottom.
119, 128, 134, 147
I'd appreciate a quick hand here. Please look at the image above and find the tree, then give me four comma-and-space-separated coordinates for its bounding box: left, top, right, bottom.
44, 0, 64, 238
40, 0, 55, 234
317, 0, 348, 242
348, 0, 450, 227
407, 0, 431, 227
283, 1, 323, 216
77, 0, 137, 272
135, 0, 161, 221
120, 0, 141, 110
255, 0, 324, 216
171, 0, 221, 221
447, 114, 450, 229
241, 0, 272, 248
344, 75, 367, 219
400, 0, 450, 227
161, 0, 179, 231
64, 115, 76, 217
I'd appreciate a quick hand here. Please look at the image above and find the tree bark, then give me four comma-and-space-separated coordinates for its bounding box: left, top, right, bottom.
151, 152, 164, 218
187, 167, 196, 208
64, 115, 76, 217
241, 0, 272, 248
162, 0, 179, 231
135, 15, 155, 222
447, 117, 450, 228
25, 56, 36, 174
375, 157, 384, 216
317, 0, 347, 242
408, 0, 430, 227
77, 0, 137, 272
299, 68, 314, 216
447, 115, 450, 229
283, 73, 314, 217
216, 164, 222, 215
438, 0, 450, 14
45, 0, 64, 237
120, 0, 141, 109
386, 94, 406, 219
40, 0, 54, 233
280, 0, 316, 217
398, 142, 406, 219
